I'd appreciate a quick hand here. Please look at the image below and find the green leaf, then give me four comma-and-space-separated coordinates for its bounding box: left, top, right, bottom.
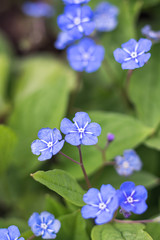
146, 223, 160, 240
59, 111, 152, 179
145, 137, 160, 151
91, 167, 158, 190
32, 169, 85, 206
8, 55, 76, 174
45, 194, 68, 218
130, 44, 160, 129
91, 223, 153, 240
57, 211, 89, 240
0, 125, 17, 174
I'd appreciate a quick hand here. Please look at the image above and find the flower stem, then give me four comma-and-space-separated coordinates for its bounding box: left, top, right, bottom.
126, 69, 133, 94
27, 235, 35, 240
77, 145, 91, 189
59, 151, 81, 165
114, 219, 154, 224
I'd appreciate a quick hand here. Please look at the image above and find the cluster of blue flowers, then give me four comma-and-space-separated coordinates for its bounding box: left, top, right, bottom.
31, 112, 101, 160
82, 181, 148, 224
55, 1, 119, 72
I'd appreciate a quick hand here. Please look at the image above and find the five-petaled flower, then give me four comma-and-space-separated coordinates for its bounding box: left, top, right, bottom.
117, 181, 148, 215
81, 184, 119, 224
67, 38, 105, 72
22, 2, 54, 18
57, 5, 95, 40
28, 211, 61, 239
115, 149, 142, 176
60, 112, 101, 146
113, 38, 152, 69
62, 0, 90, 4
94, 2, 119, 32
0, 225, 24, 240
31, 128, 64, 161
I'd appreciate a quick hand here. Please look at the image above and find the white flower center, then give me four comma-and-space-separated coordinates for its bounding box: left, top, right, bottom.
127, 196, 133, 203
78, 128, 85, 133
83, 53, 90, 60
131, 52, 137, 58
122, 161, 129, 169
41, 223, 48, 230
74, 17, 81, 25
47, 141, 53, 148
99, 202, 106, 210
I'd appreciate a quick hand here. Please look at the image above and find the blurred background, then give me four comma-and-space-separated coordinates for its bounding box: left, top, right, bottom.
0, 0, 160, 237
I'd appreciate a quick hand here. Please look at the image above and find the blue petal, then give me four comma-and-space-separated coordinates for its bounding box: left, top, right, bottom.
133, 201, 148, 214
42, 231, 56, 239
137, 53, 151, 67
65, 132, 81, 146
81, 5, 93, 19
95, 211, 113, 224
73, 112, 91, 128
54, 32, 74, 50
85, 61, 102, 73
64, 5, 80, 18
120, 182, 135, 196
78, 38, 95, 51
31, 140, 48, 155
49, 219, 61, 234
113, 48, 129, 63
28, 212, 40, 227
38, 149, 52, 161
68, 27, 83, 40
8, 226, 20, 240
40, 211, 55, 224
63, 0, 90, 4
38, 128, 53, 142
82, 134, 98, 145
53, 128, 62, 141
100, 184, 117, 203
30, 225, 42, 237
85, 123, 101, 136
19, 238, 25, 240
60, 118, 77, 134
82, 22, 95, 36
83, 188, 100, 205
67, 45, 85, 71
0, 229, 8, 240
52, 140, 65, 155
137, 38, 152, 53
57, 15, 73, 32
92, 45, 105, 61
108, 195, 119, 212
134, 185, 148, 201
121, 59, 139, 70
81, 205, 99, 219
121, 39, 137, 53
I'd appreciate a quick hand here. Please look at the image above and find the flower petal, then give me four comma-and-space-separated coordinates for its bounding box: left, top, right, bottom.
121, 39, 137, 53
28, 212, 41, 227
40, 211, 55, 224
73, 112, 91, 128
65, 132, 81, 146
95, 210, 113, 224
0, 229, 9, 240
81, 205, 99, 219
31, 140, 47, 155
52, 140, 65, 155
60, 118, 77, 134
120, 182, 135, 196
83, 188, 100, 205
49, 219, 61, 234
100, 184, 117, 203
134, 186, 148, 201
38, 128, 53, 142
82, 134, 98, 145
42, 231, 56, 239
38, 149, 52, 161
53, 128, 62, 141
121, 59, 139, 70
8, 226, 20, 240
137, 53, 151, 67
133, 201, 148, 214
137, 38, 152, 53
113, 48, 130, 63
85, 123, 101, 136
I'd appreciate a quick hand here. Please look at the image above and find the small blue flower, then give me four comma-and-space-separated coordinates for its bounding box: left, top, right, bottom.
22, 2, 54, 18
63, 0, 90, 4
28, 211, 61, 239
67, 38, 105, 72
115, 149, 142, 176
54, 32, 75, 50
113, 38, 152, 69
141, 25, 160, 42
60, 112, 101, 146
0, 225, 24, 240
31, 128, 64, 161
107, 133, 115, 142
81, 184, 119, 224
94, 2, 119, 32
117, 182, 148, 214
57, 5, 95, 40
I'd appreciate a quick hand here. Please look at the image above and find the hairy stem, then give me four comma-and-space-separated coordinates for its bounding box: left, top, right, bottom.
59, 151, 81, 165
77, 145, 91, 189
114, 219, 154, 224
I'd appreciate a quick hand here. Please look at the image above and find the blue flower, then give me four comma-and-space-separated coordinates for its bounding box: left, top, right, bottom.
115, 149, 142, 176
67, 38, 105, 72
31, 128, 64, 161
81, 184, 119, 224
22, 2, 54, 18
94, 2, 119, 32
141, 25, 160, 42
0, 225, 24, 240
60, 112, 101, 146
113, 38, 152, 69
28, 211, 61, 239
57, 5, 95, 40
63, 0, 90, 4
54, 32, 75, 50
117, 182, 148, 214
